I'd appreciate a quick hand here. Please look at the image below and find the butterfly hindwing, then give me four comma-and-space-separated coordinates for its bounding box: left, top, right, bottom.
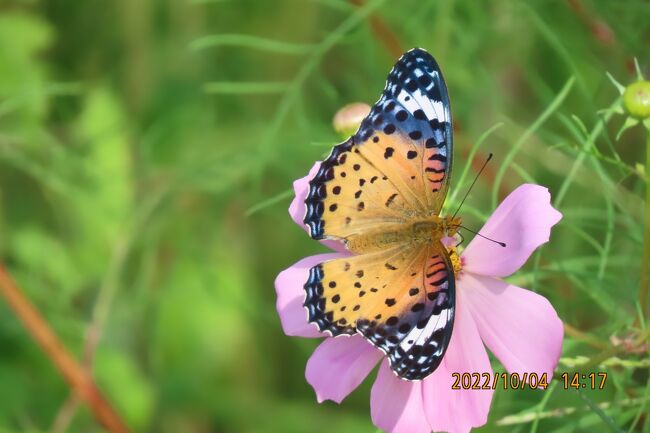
359, 241, 455, 380
304, 244, 421, 336
304, 241, 455, 380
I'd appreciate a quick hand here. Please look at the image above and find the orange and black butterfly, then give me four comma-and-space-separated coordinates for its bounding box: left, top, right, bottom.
302, 48, 461, 380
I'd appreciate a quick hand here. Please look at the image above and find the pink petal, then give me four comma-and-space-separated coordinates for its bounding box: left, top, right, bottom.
423, 289, 493, 433
275, 253, 344, 338
306, 335, 382, 403
462, 184, 562, 278
371, 360, 430, 433
289, 162, 347, 253
289, 162, 320, 228
463, 272, 563, 379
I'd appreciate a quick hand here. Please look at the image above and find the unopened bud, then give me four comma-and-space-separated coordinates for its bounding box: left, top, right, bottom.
623, 80, 650, 120
333, 103, 371, 138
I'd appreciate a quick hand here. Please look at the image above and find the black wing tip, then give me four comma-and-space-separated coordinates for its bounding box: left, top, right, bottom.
402, 48, 441, 69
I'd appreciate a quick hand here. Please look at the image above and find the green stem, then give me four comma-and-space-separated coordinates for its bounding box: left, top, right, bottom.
640, 130, 650, 317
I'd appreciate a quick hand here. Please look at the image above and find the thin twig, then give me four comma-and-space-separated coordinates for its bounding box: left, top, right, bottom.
51, 395, 81, 433
552, 326, 650, 380
564, 323, 610, 349
0, 265, 131, 433
639, 130, 650, 318
497, 396, 650, 426
349, 0, 402, 58
51, 185, 170, 432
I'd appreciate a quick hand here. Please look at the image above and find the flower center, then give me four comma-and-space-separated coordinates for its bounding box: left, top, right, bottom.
445, 244, 463, 277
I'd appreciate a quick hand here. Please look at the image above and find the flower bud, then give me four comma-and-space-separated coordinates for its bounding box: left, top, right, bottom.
332, 103, 371, 138
623, 80, 650, 120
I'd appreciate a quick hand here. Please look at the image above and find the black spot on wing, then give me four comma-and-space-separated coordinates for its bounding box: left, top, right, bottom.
303, 263, 355, 336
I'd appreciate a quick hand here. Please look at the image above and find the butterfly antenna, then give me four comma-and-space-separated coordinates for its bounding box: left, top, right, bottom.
459, 225, 506, 247
451, 153, 493, 219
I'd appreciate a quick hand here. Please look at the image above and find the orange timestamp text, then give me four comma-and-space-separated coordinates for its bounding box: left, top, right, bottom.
560, 372, 607, 389
451, 372, 549, 390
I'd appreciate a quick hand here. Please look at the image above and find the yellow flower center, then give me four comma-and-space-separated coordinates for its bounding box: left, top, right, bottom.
445, 245, 463, 277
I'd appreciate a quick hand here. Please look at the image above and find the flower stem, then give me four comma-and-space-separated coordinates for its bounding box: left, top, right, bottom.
0, 265, 131, 433
640, 130, 650, 318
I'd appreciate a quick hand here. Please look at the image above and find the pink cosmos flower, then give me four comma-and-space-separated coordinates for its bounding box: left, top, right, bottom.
275, 162, 564, 433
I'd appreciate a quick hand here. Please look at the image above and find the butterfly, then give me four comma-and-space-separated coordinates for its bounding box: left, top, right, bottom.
302, 48, 460, 381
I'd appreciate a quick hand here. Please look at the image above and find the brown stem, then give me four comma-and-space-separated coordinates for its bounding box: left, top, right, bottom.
349, 0, 403, 58
0, 265, 131, 433
567, 0, 616, 47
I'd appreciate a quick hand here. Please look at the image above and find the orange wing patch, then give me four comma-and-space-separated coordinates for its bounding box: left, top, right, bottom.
304, 138, 415, 241
356, 131, 449, 216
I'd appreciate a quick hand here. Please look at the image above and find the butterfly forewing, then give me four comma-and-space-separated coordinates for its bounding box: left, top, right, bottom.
304, 138, 412, 241
355, 48, 453, 214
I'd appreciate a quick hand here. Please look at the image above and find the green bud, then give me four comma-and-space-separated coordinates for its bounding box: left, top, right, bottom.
635, 162, 646, 179
623, 80, 650, 120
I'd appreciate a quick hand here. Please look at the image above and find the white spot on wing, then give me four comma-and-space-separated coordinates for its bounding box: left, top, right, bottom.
396, 90, 419, 113
399, 308, 450, 354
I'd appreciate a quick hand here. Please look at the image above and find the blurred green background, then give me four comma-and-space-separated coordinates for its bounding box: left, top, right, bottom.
0, 0, 649, 432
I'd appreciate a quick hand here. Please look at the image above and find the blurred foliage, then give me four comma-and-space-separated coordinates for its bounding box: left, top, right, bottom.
0, 0, 649, 432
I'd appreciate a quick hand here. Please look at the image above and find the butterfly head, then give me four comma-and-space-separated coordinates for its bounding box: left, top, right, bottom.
443, 215, 462, 237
